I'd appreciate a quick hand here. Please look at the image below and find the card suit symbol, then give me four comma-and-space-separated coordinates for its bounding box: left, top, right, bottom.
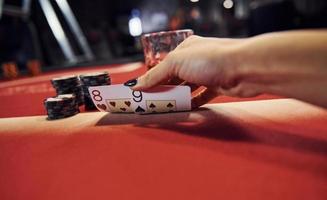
120, 108, 127, 111
109, 101, 116, 107
135, 106, 145, 113
124, 101, 131, 107
149, 103, 156, 108
167, 103, 174, 108
97, 104, 107, 111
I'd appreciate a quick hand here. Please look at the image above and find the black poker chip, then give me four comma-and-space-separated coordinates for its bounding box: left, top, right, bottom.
79, 72, 111, 110
44, 94, 80, 120
51, 75, 84, 106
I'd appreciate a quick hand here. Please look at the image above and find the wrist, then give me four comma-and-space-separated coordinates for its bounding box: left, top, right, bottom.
219, 40, 259, 88
214, 37, 277, 96
228, 35, 284, 93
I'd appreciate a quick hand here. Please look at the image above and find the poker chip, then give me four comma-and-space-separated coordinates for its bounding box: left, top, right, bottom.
79, 72, 111, 110
44, 94, 80, 120
51, 75, 84, 106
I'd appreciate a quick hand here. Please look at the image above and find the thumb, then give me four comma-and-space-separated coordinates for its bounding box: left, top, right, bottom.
127, 60, 173, 91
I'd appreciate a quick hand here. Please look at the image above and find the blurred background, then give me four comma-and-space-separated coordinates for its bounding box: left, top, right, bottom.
0, 0, 326, 71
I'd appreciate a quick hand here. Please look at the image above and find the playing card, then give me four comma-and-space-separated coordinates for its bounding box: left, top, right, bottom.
88, 84, 191, 114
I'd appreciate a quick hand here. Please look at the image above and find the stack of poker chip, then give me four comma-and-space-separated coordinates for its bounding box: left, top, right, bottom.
44, 94, 79, 120
79, 72, 111, 110
51, 75, 84, 106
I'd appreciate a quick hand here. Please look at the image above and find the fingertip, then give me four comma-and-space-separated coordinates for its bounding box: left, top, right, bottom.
129, 84, 145, 91
124, 78, 146, 91
124, 78, 138, 87
128, 75, 149, 91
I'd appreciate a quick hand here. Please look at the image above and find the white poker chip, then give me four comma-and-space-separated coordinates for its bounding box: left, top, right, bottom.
79, 72, 108, 78
56, 94, 76, 99
51, 75, 78, 81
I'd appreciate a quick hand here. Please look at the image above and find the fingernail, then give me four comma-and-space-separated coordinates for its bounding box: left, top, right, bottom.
124, 78, 138, 87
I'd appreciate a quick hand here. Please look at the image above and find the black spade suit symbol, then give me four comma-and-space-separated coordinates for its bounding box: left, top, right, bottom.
149, 103, 156, 108
167, 103, 174, 108
135, 106, 145, 113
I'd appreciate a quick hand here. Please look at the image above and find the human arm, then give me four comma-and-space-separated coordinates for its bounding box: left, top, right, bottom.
128, 30, 327, 108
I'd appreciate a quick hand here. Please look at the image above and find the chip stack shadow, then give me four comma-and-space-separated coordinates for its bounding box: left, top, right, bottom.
79, 72, 111, 110
51, 75, 84, 105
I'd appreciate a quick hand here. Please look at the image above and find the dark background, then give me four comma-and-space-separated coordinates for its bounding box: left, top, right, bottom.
0, 0, 326, 70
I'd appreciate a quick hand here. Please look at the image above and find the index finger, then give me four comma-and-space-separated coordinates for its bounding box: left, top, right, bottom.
130, 58, 174, 91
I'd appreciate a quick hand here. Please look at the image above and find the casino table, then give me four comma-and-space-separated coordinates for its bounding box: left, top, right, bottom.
0, 62, 326, 200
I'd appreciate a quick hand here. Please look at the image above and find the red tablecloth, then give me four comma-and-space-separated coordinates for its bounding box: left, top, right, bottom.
0, 62, 326, 200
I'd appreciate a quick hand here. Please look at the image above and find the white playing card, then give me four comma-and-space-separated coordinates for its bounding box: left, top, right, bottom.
88, 84, 191, 114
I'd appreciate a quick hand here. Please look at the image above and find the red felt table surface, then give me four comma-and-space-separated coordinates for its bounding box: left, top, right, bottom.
0, 62, 326, 200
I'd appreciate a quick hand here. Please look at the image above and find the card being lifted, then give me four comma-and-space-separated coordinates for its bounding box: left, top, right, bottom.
88, 84, 191, 114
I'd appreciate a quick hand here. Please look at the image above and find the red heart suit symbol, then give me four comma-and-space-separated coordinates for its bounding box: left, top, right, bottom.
97, 104, 107, 111
124, 101, 131, 107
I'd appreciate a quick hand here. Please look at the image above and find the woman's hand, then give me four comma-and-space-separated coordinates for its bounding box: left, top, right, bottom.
126, 30, 327, 108
128, 35, 255, 108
